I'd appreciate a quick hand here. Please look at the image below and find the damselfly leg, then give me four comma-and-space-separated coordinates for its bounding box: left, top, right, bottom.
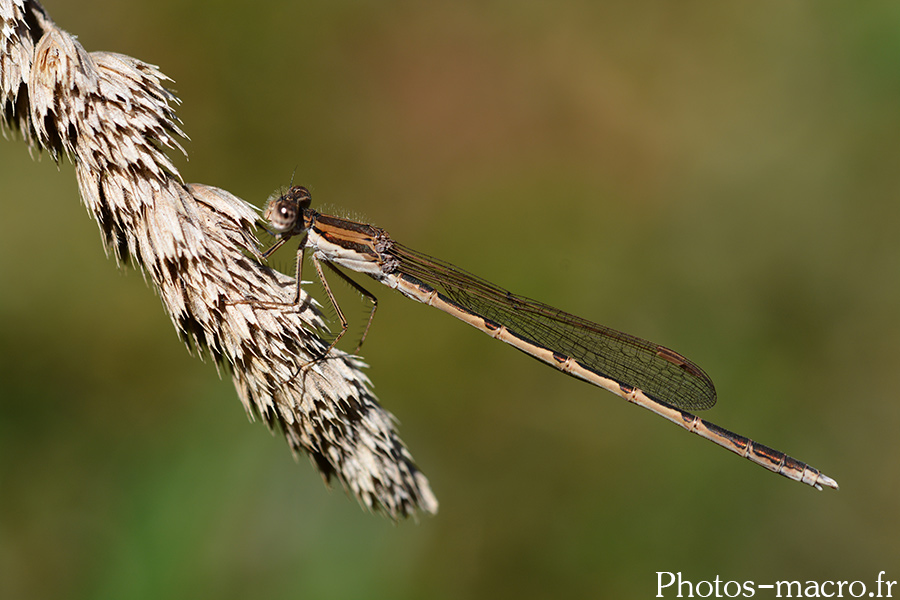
227, 188, 379, 363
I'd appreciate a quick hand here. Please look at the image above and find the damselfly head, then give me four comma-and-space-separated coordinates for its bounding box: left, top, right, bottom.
265, 186, 312, 233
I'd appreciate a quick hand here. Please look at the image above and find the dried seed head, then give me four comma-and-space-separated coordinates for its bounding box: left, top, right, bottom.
0, 0, 436, 520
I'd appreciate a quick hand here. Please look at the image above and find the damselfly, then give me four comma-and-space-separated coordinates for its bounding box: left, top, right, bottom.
247, 185, 838, 491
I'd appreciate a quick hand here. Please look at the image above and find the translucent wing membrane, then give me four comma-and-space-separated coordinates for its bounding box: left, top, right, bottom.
388, 243, 716, 411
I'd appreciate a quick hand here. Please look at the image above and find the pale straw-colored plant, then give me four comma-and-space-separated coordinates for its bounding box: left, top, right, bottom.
0, 0, 437, 519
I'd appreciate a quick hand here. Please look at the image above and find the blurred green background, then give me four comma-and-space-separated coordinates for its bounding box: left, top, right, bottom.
2, 0, 898, 598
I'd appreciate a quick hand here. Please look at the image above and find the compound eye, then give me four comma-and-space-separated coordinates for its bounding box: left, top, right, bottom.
265, 199, 298, 232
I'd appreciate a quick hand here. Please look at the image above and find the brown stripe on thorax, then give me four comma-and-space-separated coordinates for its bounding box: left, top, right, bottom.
314, 213, 380, 236
313, 214, 382, 257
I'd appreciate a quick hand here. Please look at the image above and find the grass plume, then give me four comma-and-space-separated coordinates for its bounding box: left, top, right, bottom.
0, 0, 437, 519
